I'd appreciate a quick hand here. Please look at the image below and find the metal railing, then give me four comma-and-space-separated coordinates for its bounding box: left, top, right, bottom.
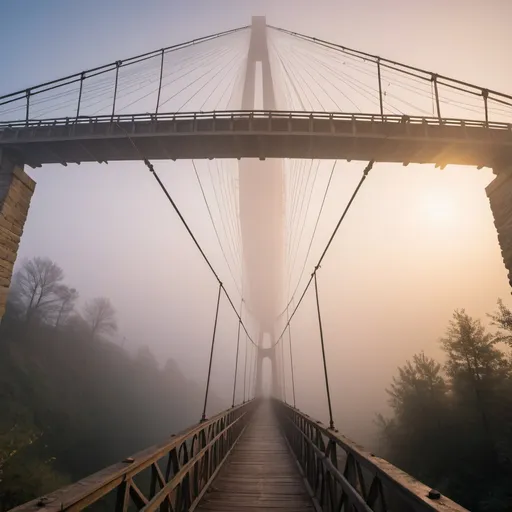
268, 26, 512, 125
11, 400, 256, 512
274, 400, 467, 512
0, 26, 249, 124
1, 24, 511, 128
0, 109, 511, 131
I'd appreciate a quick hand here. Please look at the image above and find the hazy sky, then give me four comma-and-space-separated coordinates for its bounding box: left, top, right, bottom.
2, 0, 512, 444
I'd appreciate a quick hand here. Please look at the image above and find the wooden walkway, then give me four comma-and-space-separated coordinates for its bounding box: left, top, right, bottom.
196, 401, 316, 511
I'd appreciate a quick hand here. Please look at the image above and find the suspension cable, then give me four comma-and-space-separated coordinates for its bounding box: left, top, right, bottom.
252, 343, 259, 399
287, 160, 321, 293
274, 159, 374, 347
209, 160, 242, 273
231, 300, 243, 407
114, 123, 258, 348
279, 334, 286, 402
247, 342, 254, 400
268, 25, 512, 104
0, 25, 250, 106
288, 160, 337, 305
201, 282, 222, 422
317, 160, 374, 266
314, 271, 334, 429
192, 160, 242, 296
243, 330, 248, 403
287, 303, 297, 408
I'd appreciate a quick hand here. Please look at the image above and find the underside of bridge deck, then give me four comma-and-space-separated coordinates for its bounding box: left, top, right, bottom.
195, 401, 315, 512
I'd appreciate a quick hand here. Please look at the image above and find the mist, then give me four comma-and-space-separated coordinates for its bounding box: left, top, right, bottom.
2, 0, 510, 446
12, 155, 508, 446
1, 1, 512, 510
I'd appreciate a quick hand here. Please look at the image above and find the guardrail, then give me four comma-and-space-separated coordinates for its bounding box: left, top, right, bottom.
274, 400, 467, 512
11, 400, 257, 512
0, 110, 510, 131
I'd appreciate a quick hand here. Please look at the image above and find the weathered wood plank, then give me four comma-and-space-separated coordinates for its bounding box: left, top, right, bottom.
196, 402, 315, 511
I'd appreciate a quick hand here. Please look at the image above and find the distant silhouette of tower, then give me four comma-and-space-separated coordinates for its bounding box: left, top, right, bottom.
239, 17, 284, 398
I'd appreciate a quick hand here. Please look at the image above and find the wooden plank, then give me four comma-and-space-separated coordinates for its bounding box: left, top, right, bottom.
196, 402, 315, 511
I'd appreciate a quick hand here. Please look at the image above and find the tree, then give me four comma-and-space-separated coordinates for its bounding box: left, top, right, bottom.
388, 352, 447, 416
378, 309, 512, 511
441, 309, 511, 450
441, 310, 509, 395
380, 352, 450, 484
11, 258, 64, 324
488, 298, 512, 348
83, 298, 117, 341
54, 286, 79, 330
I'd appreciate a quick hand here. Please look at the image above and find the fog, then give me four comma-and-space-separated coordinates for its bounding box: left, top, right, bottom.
2, 0, 512, 449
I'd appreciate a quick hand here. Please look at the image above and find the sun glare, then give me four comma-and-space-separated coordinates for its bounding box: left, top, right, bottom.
422, 194, 457, 224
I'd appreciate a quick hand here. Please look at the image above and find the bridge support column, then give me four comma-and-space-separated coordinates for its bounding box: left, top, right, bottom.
487, 167, 512, 289
0, 150, 35, 319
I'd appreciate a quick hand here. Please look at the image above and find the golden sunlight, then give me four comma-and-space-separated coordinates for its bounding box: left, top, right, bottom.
422, 193, 458, 224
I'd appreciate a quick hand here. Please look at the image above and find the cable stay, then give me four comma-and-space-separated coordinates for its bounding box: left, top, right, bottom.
275, 158, 374, 346
114, 122, 257, 351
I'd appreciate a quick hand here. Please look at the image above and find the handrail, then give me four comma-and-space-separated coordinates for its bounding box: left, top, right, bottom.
11, 400, 257, 512
273, 400, 468, 512
0, 110, 511, 131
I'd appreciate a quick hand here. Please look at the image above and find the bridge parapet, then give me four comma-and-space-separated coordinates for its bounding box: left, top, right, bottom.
1, 111, 511, 169
273, 400, 467, 512
11, 400, 257, 512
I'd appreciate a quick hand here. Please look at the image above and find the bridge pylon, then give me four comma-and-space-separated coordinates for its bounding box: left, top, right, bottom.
254, 332, 281, 398
238, 16, 285, 398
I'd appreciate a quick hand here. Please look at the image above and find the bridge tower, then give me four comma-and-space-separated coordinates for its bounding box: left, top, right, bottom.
0, 150, 35, 320
238, 17, 284, 398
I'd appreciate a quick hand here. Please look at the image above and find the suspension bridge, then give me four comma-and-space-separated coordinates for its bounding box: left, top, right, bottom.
1, 15, 511, 512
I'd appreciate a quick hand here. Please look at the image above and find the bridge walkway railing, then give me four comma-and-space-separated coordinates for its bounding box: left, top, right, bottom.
195, 400, 315, 512
11, 400, 257, 512
10, 399, 469, 512
275, 400, 467, 512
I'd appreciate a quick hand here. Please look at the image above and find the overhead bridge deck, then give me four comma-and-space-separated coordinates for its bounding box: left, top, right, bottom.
1, 111, 511, 169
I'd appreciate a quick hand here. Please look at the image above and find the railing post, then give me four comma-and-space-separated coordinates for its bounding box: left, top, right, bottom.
25, 89, 31, 125
112, 60, 121, 119
115, 479, 130, 512
432, 73, 441, 122
377, 58, 384, 120
201, 282, 223, 422
313, 270, 335, 429
156, 49, 165, 114
482, 89, 489, 126
76, 72, 85, 119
